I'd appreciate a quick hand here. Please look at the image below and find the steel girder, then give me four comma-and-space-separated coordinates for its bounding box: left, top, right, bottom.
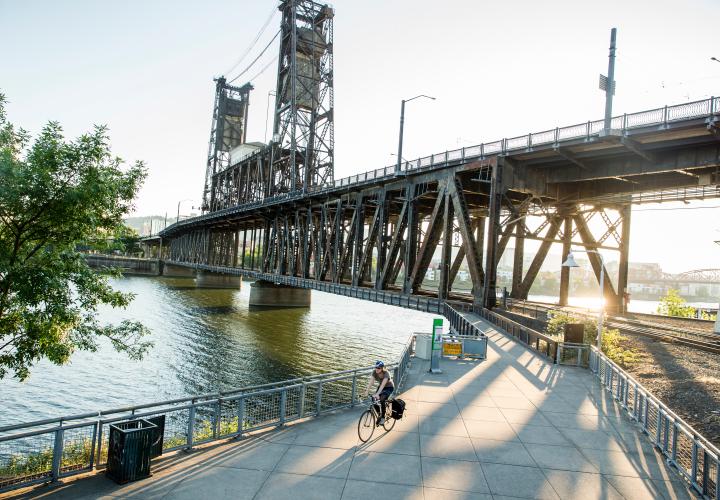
167, 160, 635, 311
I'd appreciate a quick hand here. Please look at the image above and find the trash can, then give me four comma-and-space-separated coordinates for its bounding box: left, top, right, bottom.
563, 323, 585, 344
415, 334, 432, 360
106, 418, 161, 484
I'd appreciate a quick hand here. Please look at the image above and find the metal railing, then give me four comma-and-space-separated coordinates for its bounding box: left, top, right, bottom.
161, 96, 720, 237
0, 335, 416, 493
446, 301, 559, 361
590, 347, 720, 499
556, 342, 590, 367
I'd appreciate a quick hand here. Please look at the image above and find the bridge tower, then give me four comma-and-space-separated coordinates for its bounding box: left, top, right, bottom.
270, 0, 334, 195
202, 78, 254, 212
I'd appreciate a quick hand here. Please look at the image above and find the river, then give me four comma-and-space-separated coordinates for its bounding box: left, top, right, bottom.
0, 276, 437, 427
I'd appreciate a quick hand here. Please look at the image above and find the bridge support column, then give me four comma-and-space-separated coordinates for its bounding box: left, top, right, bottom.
248, 280, 311, 308
196, 270, 242, 289
559, 213, 573, 306
510, 216, 525, 298
163, 263, 196, 278
617, 204, 632, 314
483, 160, 504, 308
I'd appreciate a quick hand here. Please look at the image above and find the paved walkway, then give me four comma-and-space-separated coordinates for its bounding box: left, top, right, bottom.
8, 316, 697, 499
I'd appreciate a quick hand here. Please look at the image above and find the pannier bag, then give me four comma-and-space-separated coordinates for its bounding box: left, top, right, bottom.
391, 399, 406, 419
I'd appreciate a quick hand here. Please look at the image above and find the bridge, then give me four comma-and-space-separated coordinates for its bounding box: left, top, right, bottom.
151, 0, 720, 314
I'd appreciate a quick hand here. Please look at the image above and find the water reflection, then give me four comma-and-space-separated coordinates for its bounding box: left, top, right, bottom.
1, 276, 437, 425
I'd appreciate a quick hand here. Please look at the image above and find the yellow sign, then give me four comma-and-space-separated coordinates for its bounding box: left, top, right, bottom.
443, 342, 462, 356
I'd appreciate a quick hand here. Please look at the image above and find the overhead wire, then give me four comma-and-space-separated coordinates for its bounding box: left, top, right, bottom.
228, 30, 280, 84
223, 4, 279, 77
247, 55, 278, 83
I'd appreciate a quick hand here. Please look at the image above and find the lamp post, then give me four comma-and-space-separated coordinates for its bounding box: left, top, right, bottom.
711, 57, 720, 64
562, 250, 606, 350
176, 199, 195, 223
395, 94, 435, 175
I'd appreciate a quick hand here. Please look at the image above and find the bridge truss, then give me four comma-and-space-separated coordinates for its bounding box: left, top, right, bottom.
162, 0, 720, 314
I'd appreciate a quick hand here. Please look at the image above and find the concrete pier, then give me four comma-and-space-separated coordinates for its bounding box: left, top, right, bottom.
248, 280, 311, 308
162, 263, 196, 278
195, 270, 242, 289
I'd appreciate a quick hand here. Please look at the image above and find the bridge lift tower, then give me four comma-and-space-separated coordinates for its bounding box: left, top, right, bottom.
270, 0, 335, 195
202, 78, 253, 212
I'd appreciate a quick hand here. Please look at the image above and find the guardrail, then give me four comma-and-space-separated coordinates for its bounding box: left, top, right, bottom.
0, 335, 416, 493
590, 347, 720, 499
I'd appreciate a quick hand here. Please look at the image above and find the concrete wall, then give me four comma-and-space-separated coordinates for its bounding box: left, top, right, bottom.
248, 281, 311, 308
84, 254, 160, 276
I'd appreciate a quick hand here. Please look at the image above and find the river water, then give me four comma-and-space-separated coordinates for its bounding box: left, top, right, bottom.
0, 277, 437, 427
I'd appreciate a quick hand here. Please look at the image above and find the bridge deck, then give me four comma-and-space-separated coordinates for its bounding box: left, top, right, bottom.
12, 318, 694, 500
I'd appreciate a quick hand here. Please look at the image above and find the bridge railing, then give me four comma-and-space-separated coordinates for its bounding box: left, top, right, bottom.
162, 96, 719, 236
590, 347, 720, 500
327, 96, 719, 192
0, 334, 416, 494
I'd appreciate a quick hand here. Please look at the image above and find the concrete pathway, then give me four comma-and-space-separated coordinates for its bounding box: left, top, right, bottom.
7, 316, 697, 500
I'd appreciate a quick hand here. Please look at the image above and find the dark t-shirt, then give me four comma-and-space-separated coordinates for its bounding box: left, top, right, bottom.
372, 369, 394, 389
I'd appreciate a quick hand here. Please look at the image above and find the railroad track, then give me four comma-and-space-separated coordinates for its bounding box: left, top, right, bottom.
502, 300, 720, 355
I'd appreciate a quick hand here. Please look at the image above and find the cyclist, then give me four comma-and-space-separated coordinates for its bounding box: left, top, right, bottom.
364, 360, 394, 425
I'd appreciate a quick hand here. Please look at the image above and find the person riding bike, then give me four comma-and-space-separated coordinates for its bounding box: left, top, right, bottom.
364, 360, 394, 425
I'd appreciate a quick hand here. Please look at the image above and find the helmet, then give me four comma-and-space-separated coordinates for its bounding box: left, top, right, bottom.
374, 360, 385, 368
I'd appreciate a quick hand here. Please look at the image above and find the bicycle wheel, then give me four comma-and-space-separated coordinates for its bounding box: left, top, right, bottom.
382, 404, 396, 431
357, 409, 375, 443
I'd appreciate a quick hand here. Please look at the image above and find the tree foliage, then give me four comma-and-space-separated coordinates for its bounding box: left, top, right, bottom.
0, 94, 152, 380
657, 289, 697, 318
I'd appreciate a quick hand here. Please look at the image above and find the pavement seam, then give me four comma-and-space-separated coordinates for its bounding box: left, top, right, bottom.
249, 430, 295, 500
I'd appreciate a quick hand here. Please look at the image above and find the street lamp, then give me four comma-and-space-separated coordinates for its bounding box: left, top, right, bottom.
395, 94, 435, 175
562, 250, 606, 351
711, 57, 720, 64
176, 199, 195, 223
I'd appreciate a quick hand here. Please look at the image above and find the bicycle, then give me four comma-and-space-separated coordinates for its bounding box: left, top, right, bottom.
357, 396, 396, 443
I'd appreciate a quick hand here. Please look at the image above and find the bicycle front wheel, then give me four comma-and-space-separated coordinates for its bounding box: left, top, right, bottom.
357, 409, 375, 443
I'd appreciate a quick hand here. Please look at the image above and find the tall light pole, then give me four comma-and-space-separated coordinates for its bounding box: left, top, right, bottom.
562, 250, 606, 350
395, 94, 435, 175
176, 199, 195, 223
601, 28, 618, 131
711, 57, 720, 64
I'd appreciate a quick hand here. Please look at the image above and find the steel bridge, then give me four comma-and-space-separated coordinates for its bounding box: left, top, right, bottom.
154, 0, 720, 314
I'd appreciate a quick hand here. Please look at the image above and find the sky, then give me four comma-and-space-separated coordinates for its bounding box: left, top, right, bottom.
1, 0, 719, 274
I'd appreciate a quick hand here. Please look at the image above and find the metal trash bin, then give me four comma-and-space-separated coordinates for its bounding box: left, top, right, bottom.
106, 418, 162, 484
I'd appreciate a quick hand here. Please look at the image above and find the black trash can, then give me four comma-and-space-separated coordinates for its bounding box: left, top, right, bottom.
106, 419, 160, 484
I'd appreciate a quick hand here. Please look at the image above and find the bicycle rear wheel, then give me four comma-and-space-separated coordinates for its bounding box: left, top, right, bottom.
357, 409, 375, 443
383, 404, 396, 431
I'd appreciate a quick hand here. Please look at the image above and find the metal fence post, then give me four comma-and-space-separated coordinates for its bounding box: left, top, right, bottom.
187, 403, 196, 449
350, 372, 358, 407
214, 400, 221, 438
316, 382, 323, 416
298, 383, 306, 417
51, 427, 65, 482
279, 389, 287, 426
238, 397, 245, 437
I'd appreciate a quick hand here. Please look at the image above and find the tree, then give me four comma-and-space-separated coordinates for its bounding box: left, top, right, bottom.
0, 94, 152, 380
657, 289, 696, 318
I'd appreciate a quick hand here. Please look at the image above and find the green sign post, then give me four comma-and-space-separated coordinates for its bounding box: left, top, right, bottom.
430, 318, 443, 373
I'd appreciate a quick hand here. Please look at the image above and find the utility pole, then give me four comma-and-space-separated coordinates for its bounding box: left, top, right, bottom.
602, 28, 617, 131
